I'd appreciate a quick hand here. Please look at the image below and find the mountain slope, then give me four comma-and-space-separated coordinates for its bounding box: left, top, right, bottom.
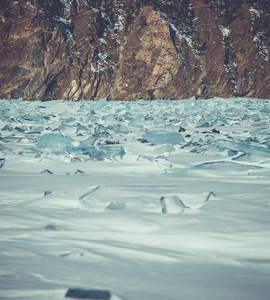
0, 0, 269, 101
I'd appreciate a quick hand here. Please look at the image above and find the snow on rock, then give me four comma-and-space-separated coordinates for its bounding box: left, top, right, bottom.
1, 1, 270, 100
249, 7, 261, 18
219, 25, 230, 37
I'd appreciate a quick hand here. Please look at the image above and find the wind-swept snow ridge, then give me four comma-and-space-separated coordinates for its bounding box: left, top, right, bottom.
0, 97, 270, 300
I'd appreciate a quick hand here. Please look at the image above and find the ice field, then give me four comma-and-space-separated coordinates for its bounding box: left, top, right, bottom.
0, 97, 270, 300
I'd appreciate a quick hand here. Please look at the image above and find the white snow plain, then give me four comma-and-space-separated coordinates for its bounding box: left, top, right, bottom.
0, 97, 270, 300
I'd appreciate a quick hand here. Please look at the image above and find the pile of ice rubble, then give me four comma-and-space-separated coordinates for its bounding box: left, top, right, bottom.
0, 96, 270, 175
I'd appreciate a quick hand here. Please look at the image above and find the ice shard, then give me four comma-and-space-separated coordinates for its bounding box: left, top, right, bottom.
142, 131, 183, 145
37, 133, 73, 149
0, 158, 5, 169
90, 98, 108, 111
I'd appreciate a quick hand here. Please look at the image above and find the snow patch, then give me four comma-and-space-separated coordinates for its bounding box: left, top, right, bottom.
219, 25, 230, 37
249, 7, 261, 18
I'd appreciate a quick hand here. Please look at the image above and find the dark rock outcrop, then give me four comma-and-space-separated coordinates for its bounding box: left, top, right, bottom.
0, 0, 269, 101
65, 289, 111, 299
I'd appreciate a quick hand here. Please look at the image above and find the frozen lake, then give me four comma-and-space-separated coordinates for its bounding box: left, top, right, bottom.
0, 97, 270, 300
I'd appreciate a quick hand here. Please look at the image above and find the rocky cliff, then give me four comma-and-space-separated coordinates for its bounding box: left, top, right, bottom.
0, 0, 269, 101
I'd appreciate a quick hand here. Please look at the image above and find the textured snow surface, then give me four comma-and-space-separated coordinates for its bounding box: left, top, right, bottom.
0, 97, 270, 300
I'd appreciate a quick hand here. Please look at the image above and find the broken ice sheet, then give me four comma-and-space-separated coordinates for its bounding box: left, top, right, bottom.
0, 158, 5, 168
0, 144, 12, 154
194, 161, 262, 172
182, 134, 215, 149
40, 169, 53, 175
1, 124, 14, 132
154, 143, 175, 156
0, 98, 270, 300
80, 147, 109, 161
160, 195, 189, 214
15, 125, 28, 133
28, 126, 44, 134
76, 144, 126, 162
142, 131, 183, 145
90, 98, 109, 111
75, 169, 90, 176
76, 124, 89, 134
128, 119, 145, 128
94, 124, 108, 134
102, 145, 125, 160
251, 127, 269, 137
167, 161, 263, 177
106, 201, 126, 210
191, 139, 270, 163
37, 133, 73, 149
183, 96, 201, 114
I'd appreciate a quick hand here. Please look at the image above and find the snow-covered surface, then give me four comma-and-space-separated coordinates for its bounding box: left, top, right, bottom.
0, 97, 270, 300
219, 25, 230, 37
249, 7, 261, 18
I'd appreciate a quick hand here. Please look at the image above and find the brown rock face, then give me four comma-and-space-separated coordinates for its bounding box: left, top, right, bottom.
0, 0, 269, 101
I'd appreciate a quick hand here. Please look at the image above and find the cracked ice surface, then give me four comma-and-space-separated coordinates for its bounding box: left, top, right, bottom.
0, 97, 270, 300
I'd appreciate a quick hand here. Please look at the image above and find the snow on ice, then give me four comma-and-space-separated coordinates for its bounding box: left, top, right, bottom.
0, 97, 270, 300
